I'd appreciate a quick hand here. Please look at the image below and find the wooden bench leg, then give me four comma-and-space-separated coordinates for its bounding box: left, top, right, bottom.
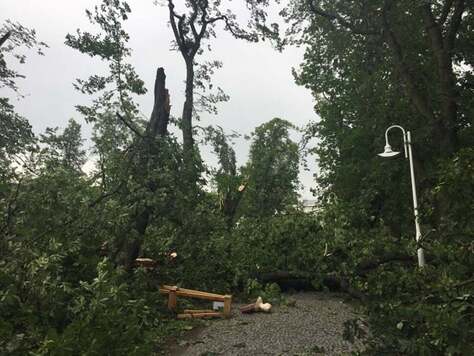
223, 295, 232, 318
168, 286, 177, 311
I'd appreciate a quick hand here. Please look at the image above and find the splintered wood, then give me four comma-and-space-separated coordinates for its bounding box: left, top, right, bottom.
159, 285, 232, 319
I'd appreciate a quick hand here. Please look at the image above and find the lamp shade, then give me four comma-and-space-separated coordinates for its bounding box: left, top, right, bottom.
378, 144, 400, 158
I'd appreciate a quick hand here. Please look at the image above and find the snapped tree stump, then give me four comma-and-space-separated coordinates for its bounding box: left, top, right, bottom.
159, 285, 232, 319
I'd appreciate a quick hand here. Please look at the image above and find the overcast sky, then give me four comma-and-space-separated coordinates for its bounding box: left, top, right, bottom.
1, 0, 318, 198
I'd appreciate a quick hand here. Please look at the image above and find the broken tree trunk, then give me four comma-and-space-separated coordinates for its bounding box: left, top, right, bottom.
124, 67, 171, 271
147, 67, 170, 137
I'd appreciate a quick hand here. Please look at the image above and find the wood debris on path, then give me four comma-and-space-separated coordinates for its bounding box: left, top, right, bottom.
165, 292, 366, 356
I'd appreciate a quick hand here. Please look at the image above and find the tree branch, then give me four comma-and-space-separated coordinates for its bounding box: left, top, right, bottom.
445, 0, 465, 51
454, 278, 474, 288
420, 4, 447, 58
0, 31, 11, 48
116, 112, 143, 138
176, 15, 188, 53
307, 0, 379, 36
439, 0, 454, 25
168, 0, 185, 54
189, 0, 200, 39
190, 1, 209, 57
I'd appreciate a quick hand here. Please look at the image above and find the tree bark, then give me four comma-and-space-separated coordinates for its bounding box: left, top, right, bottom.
419, 4, 460, 155
147, 67, 170, 137
182, 59, 195, 170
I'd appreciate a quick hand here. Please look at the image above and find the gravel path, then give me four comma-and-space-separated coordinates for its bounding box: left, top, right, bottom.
168, 292, 365, 355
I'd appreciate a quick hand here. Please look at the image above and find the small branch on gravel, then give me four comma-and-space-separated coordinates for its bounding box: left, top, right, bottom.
240, 297, 272, 313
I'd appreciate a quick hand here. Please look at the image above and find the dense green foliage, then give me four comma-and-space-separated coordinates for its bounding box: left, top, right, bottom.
1, 0, 473, 355
240, 118, 300, 217
0, 2, 302, 354
274, 0, 474, 353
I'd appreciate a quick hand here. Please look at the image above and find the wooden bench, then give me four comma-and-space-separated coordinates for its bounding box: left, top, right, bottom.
159, 285, 232, 319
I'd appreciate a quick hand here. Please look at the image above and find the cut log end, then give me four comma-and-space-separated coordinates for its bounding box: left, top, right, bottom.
240, 297, 272, 314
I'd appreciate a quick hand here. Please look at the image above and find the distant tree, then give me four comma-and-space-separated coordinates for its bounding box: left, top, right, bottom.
202, 125, 245, 226
39, 119, 86, 172
241, 118, 300, 217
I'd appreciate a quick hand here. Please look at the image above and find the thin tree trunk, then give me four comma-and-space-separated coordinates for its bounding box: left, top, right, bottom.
420, 4, 459, 155
181, 58, 198, 186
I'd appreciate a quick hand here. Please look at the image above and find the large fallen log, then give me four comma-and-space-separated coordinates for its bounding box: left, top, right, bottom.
257, 271, 365, 300
257, 252, 415, 300
322, 273, 366, 301
356, 252, 414, 275
258, 271, 314, 291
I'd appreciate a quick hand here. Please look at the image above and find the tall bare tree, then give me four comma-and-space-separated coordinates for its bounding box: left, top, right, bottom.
166, 0, 257, 184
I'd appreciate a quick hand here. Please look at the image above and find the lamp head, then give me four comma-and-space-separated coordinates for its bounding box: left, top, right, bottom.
378, 144, 400, 158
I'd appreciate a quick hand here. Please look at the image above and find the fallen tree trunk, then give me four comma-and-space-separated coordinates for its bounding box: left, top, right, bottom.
259, 271, 314, 291
257, 270, 366, 301
322, 273, 366, 301
356, 252, 414, 275
257, 252, 416, 300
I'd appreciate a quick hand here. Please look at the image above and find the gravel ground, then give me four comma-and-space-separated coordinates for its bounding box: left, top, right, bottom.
167, 292, 366, 355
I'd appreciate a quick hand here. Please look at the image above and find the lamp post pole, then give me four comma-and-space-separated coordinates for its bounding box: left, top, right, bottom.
406, 131, 426, 267
379, 125, 426, 268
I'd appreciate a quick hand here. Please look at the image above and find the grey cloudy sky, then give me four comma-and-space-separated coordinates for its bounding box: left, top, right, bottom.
1, 0, 318, 198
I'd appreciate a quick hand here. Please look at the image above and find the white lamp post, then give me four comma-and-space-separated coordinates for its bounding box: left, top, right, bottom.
378, 125, 426, 268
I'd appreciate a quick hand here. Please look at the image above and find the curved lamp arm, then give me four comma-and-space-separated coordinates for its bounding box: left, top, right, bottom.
384, 125, 408, 158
